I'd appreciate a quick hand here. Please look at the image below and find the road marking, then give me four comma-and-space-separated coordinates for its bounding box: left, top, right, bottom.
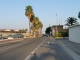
24, 55, 31, 60
63, 45, 80, 60
58, 41, 65, 46
31, 39, 46, 54
56, 40, 80, 60
24, 38, 46, 60
48, 42, 55, 44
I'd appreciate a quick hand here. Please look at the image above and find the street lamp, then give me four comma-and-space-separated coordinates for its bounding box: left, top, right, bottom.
56, 14, 58, 37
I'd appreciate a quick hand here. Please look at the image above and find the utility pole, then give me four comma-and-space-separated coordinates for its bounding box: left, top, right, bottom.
49, 24, 50, 27
56, 14, 58, 37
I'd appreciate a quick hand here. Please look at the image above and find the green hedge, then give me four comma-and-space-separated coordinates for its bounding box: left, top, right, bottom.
58, 32, 62, 37
62, 32, 68, 37
53, 32, 68, 37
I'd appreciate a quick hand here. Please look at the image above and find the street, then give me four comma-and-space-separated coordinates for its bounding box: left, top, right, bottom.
0, 37, 74, 60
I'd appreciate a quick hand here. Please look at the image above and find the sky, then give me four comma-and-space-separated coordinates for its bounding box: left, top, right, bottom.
0, 0, 80, 33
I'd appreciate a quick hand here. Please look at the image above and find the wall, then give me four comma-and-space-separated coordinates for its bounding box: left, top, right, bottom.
69, 25, 80, 43
0, 32, 29, 37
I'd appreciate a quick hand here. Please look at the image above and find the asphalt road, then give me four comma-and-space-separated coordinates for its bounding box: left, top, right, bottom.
0, 37, 74, 60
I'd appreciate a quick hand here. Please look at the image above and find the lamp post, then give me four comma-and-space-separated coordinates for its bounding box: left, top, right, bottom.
56, 14, 58, 37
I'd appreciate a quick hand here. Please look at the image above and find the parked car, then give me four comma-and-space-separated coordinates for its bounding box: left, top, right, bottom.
2, 36, 8, 39
7, 34, 14, 39
0, 34, 8, 39
14, 33, 24, 38
43, 34, 48, 37
7, 33, 24, 39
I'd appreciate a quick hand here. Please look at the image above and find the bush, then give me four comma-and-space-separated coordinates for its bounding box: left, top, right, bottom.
58, 32, 62, 37
62, 32, 68, 37
53, 32, 62, 37
53, 31, 68, 38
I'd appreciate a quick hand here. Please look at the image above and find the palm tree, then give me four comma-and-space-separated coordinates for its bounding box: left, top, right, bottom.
38, 21, 43, 36
65, 17, 78, 26
25, 5, 34, 34
30, 16, 39, 37
78, 12, 80, 19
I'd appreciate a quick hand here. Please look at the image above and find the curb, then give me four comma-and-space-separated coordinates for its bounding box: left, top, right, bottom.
56, 40, 80, 60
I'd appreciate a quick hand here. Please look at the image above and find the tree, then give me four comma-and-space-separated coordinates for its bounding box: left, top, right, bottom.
78, 12, 80, 19
30, 16, 43, 37
38, 21, 43, 36
25, 5, 43, 37
45, 27, 52, 34
65, 17, 78, 26
25, 5, 34, 34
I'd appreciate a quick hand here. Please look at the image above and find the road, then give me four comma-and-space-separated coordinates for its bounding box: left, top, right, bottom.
0, 37, 74, 60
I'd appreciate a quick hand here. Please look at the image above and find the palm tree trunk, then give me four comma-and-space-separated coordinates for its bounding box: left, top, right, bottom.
29, 19, 31, 36
41, 28, 42, 36
34, 31, 35, 37
40, 28, 42, 36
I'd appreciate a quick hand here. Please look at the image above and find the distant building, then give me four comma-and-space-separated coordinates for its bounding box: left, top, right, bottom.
4, 29, 11, 31
0, 29, 19, 33
52, 25, 68, 36
14, 30, 19, 32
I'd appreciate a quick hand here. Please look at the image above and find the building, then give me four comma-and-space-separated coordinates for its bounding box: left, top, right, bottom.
69, 25, 80, 43
0, 29, 19, 33
52, 25, 68, 36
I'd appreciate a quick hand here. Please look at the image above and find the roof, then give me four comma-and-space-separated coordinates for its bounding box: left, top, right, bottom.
4, 29, 11, 31
0, 29, 19, 31
69, 24, 80, 28
52, 25, 63, 27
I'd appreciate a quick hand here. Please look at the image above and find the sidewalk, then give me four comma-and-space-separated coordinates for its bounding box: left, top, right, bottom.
56, 38, 80, 56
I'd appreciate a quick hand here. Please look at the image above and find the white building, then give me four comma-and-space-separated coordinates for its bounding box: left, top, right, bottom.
69, 25, 80, 43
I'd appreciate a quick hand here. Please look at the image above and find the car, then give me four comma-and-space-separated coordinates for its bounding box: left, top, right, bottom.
7, 34, 14, 39
14, 33, 24, 38
43, 34, 48, 36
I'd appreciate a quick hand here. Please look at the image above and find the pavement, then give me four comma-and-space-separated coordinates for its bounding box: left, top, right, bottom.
55, 38, 80, 56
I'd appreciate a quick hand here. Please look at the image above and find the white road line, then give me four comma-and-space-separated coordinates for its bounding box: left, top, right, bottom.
56, 40, 80, 60
24, 38, 46, 60
58, 41, 65, 46
24, 55, 31, 60
63, 45, 80, 60
31, 39, 46, 54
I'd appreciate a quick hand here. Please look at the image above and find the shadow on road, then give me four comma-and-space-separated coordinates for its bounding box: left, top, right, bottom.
30, 41, 73, 60
30, 53, 39, 60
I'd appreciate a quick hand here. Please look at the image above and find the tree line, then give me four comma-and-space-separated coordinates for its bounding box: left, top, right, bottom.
25, 5, 43, 37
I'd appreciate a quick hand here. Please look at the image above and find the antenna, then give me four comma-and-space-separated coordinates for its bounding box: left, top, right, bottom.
49, 24, 50, 27
61, 19, 62, 25
59, 18, 60, 25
